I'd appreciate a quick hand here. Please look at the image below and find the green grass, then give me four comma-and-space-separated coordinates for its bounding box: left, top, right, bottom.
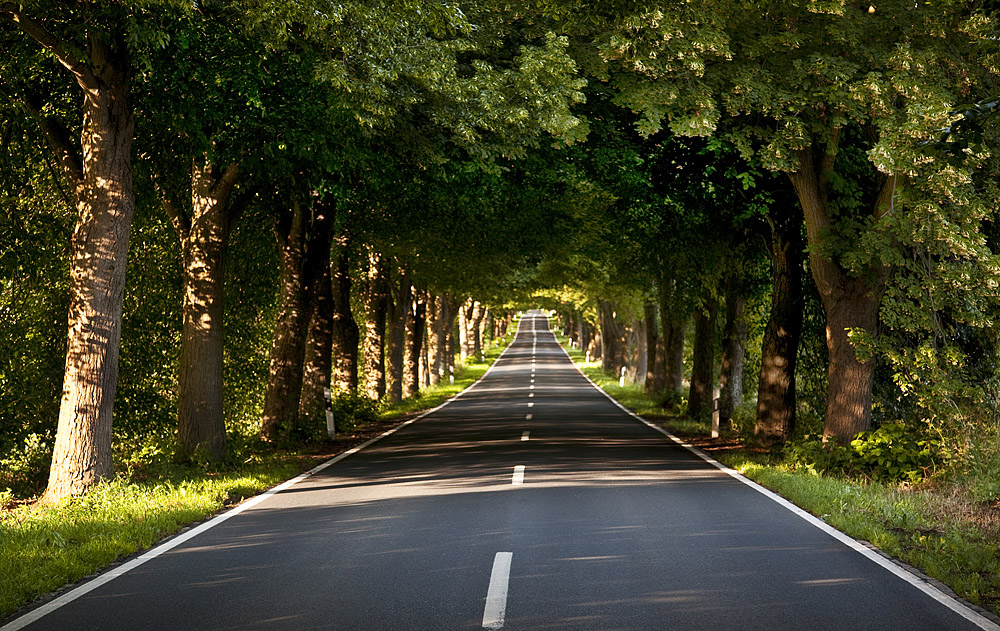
0, 463, 298, 618
0, 330, 519, 621
556, 333, 1000, 616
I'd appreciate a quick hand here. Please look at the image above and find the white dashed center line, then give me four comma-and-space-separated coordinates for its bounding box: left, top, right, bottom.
512, 465, 525, 485
525, 413, 532, 420
483, 552, 513, 630
521, 431, 530, 441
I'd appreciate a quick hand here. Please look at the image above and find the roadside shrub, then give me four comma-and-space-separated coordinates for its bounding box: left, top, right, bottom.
0, 432, 52, 499
331, 390, 382, 431
786, 422, 942, 483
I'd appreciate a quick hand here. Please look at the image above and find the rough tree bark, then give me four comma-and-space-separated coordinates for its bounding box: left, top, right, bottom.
687, 296, 718, 421
425, 294, 442, 386
787, 129, 893, 443
299, 210, 335, 424
644, 300, 659, 391
404, 289, 426, 397
628, 318, 647, 385
659, 278, 686, 398
472, 302, 485, 360
330, 238, 359, 392
361, 250, 389, 400
386, 268, 410, 403
260, 201, 328, 440
161, 158, 240, 462
754, 206, 805, 443
4, 8, 137, 502
718, 275, 748, 427
599, 300, 625, 374
443, 294, 457, 375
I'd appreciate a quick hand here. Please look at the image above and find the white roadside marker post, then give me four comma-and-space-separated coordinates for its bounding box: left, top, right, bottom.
711, 386, 721, 439
323, 387, 336, 440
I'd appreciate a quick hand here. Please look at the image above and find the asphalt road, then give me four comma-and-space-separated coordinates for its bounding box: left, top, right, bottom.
6, 312, 997, 630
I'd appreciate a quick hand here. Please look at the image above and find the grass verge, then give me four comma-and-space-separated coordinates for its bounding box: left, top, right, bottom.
557, 333, 1000, 618
0, 329, 516, 622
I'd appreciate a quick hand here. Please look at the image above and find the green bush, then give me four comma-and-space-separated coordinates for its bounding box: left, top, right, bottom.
786, 422, 942, 483
331, 390, 382, 431
0, 432, 53, 498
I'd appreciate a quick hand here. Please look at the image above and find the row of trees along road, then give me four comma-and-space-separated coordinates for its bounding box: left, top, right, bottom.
4, 1, 1000, 505
543, 1, 1000, 458
0, 0, 585, 504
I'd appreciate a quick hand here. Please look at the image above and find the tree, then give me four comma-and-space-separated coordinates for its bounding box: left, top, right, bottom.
2, 2, 143, 502
603, 0, 998, 442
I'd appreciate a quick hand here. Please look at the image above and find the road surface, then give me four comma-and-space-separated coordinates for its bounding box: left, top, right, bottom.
5, 312, 996, 630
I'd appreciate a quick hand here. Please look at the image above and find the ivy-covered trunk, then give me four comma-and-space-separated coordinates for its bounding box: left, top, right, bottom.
386, 270, 410, 403
331, 241, 359, 392
299, 222, 334, 424
644, 300, 659, 391
687, 295, 717, 421
659, 278, 685, 398
362, 250, 389, 400
42, 34, 135, 504
788, 133, 891, 443
718, 276, 747, 427
754, 206, 804, 443
173, 160, 239, 461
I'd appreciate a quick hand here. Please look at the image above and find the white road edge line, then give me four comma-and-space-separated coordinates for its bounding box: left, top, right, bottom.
512, 465, 526, 485
0, 316, 535, 631
483, 552, 513, 630
552, 321, 1000, 631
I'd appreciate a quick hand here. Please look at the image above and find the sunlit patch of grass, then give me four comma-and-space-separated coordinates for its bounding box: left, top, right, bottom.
723, 456, 1000, 611
0, 463, 297, 619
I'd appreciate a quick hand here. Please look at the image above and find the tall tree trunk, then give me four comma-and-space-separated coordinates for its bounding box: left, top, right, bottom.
168, 158, 239, 462
261, 201, 327, 440
472, 302, 485, 360
330, 239, 359, 392
788, 132, 892, 443
405, 289, 426, 397
629, 318, 647, 384
659, 278, 686, 397
755, 206, 805, 443
458, 299, 470, 361
443, 294, 457, 375
299, 212, 335, 425
599, 300, 624, 374
644, 300, 659, 391
30, 26, 135, 503
426, 294, 442, 386
579, 314, 591, 355
361, 250, 389, 400
718, 275, 748, 427
687, 295, 717, 421
589, 321, 602, 360
386, 269, 410, 403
